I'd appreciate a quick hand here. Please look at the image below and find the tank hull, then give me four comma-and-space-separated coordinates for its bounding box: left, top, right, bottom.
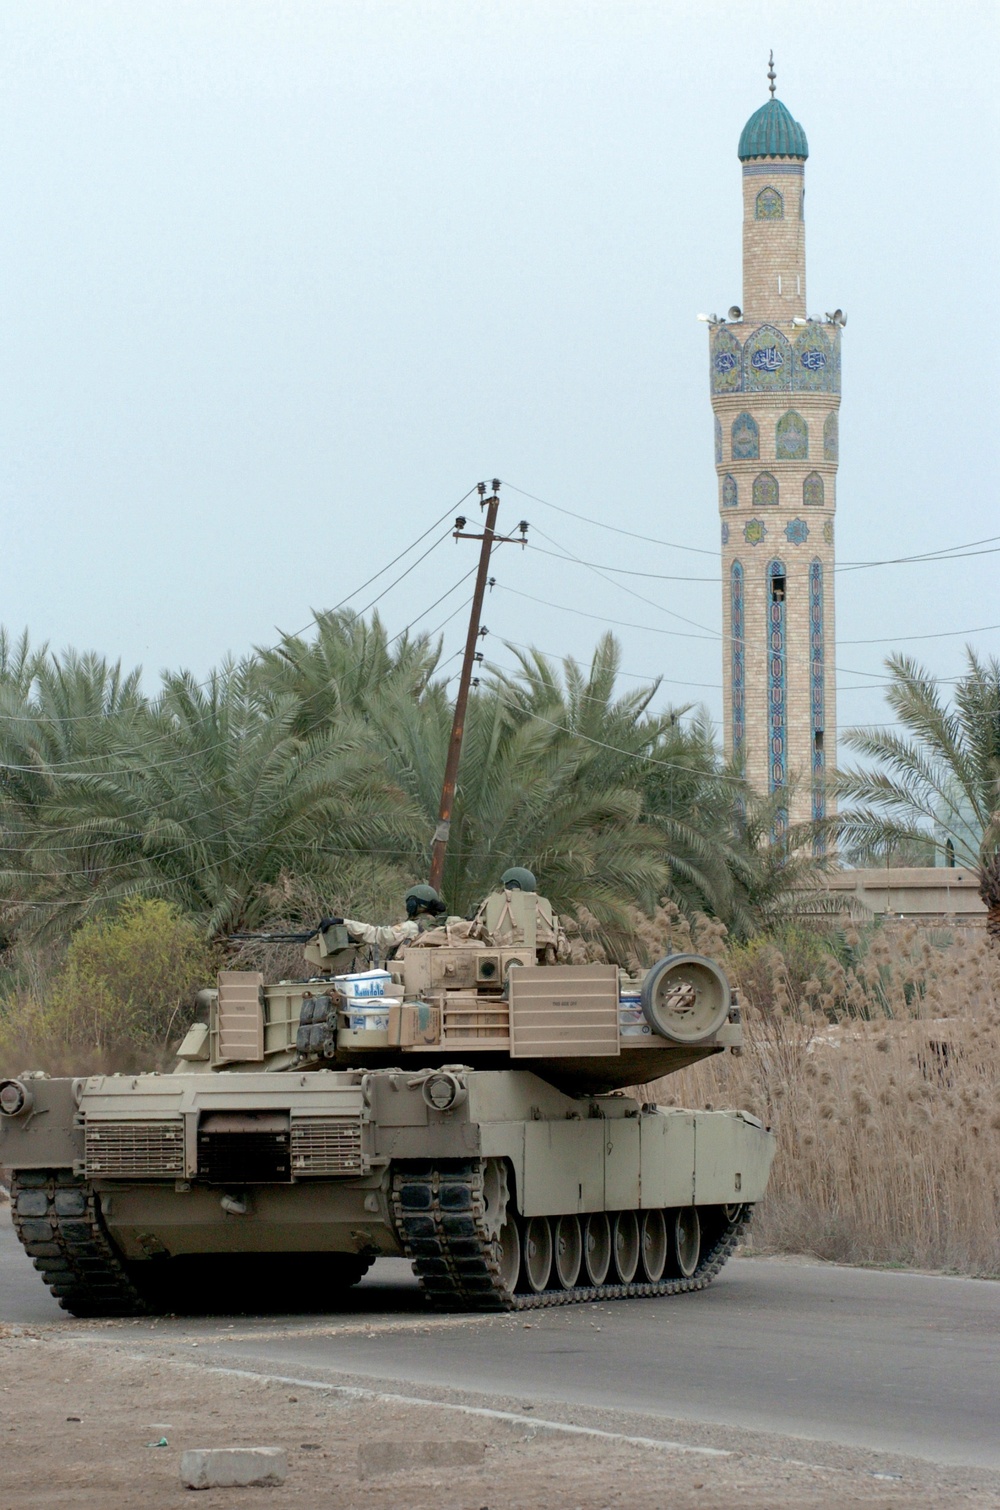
2, 1067, 774, 1314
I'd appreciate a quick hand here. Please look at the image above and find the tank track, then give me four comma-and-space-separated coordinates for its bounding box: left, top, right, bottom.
392, 1160, 748, 1312
9, 1170, 146, 1318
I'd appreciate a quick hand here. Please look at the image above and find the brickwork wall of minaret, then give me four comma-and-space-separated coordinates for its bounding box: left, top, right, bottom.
709, 144, 839, 835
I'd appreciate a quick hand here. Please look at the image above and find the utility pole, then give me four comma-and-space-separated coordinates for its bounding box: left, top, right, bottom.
428, 481, 527, 893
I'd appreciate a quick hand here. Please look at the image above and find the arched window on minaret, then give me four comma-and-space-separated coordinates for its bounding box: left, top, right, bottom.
823, 411, 839, 461
722, 475, 738, 508
803, 472, 824, 507
731, 412, 759, 459
753, 472, 779, 509
776, 411, 808, 460
755, 186, 783, 219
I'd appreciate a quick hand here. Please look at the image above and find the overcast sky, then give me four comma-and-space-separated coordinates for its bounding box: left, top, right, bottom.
1, 0, 997, 741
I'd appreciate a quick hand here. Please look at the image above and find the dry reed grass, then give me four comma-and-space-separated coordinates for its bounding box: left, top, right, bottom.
644, 924, 1000, 1276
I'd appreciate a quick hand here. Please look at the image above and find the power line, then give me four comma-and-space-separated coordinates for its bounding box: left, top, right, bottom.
389, 562, 482, 646
838, 536, 1000, 571
489, 635, 721, 694
489, 686, 750, 790
502, 481, 719, 558
279, 490, 477, 637
529, 525, 721, 638
526, 541, 718, 582
0, 519, 465, 774
840, 621, 1000, 646
494, 584, 718, 642
0, 494, 476, 728
504, 478, 1000, 575
514, 540, 999, 660
0, 555, 490, 843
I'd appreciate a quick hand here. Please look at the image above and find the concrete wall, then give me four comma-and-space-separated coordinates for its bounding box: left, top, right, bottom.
814, 867, 986, 924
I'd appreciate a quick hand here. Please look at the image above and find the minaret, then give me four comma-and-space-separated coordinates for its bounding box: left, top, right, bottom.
709, 58, 841, 839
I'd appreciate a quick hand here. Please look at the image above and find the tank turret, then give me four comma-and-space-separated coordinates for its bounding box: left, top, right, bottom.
193, 892, 743, 1095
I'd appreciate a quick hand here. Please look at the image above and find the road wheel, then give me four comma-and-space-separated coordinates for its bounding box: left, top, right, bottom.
669, 1207, 701, 1278
495, 1206, 521, 1294
640, 1210, 668, 1282
611, 1211, 640, 1283
520, 1216, 553, 1293
582, 1213, 611, 1285
552, 1215, 582, 1290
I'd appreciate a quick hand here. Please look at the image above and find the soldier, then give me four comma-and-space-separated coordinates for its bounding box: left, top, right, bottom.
475, 867, 570, 963
338, 884, 452, 956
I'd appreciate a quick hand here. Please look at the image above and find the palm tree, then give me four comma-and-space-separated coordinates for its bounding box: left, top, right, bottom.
0, 644, 150, 938
256, 609, 444, 736
834, 649, 1000, 937
3, 657, 424, 939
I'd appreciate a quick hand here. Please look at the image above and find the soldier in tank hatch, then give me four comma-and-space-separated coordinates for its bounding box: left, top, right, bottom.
474, 867, 570, 963
334, 883, 457, 955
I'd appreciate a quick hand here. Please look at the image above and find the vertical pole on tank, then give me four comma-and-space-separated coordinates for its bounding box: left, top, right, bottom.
428, 481, 501, 893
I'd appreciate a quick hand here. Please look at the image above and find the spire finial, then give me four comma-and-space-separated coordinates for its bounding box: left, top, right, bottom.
767, 50, 776, 98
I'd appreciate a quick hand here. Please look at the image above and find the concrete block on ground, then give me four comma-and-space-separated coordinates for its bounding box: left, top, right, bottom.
180, 1447, 287, 1490
358, 1439, 486, 1479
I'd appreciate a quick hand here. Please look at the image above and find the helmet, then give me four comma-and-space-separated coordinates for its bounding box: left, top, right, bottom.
405, 883, 447, 919
501, 866, 537, 892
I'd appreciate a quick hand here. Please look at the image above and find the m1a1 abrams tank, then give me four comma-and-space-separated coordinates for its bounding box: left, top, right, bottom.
0, 887, 774, 1315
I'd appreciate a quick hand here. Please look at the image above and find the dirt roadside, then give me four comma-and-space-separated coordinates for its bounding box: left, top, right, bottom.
0, 1328, 997, 1510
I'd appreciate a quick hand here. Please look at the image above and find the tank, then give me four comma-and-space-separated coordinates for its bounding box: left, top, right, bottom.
0, 893, 774, 1314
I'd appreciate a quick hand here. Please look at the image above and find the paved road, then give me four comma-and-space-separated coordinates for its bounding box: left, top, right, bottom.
2, 1208, 998, 1469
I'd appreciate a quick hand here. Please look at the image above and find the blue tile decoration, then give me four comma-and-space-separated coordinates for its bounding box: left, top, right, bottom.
810, 558, 826, 849
823, 518, 834, 545
744, 324, 792, 393
731, 412, 759, 459
756, 186, 784, 220
744, 517, 767, 546
711, 326, 743, 395
731, 562, 745, 758
767, 558, 787, 834
793, 325, 835, 392
753, 472, 779, 509
714, 326, 840, 399
722, 474, 738, 508
823, 411, 839, 461
785, 517, 809, 544
776, 410, 808, 460
742, 162, 804, 177
721, 521, 730, 545
714, 415, 723, 464
803, 471, 824, 508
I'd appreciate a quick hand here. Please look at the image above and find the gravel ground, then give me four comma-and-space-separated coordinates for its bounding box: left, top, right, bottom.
0, 1327, 998, 1509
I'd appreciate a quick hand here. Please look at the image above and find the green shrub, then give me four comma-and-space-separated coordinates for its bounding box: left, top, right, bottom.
0, 900, 215, 1074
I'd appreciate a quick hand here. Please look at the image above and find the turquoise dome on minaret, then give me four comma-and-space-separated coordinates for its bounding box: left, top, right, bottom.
738, 98, 809, 161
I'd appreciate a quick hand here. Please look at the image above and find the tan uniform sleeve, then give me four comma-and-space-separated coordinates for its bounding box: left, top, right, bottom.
342, 918, 420, 950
